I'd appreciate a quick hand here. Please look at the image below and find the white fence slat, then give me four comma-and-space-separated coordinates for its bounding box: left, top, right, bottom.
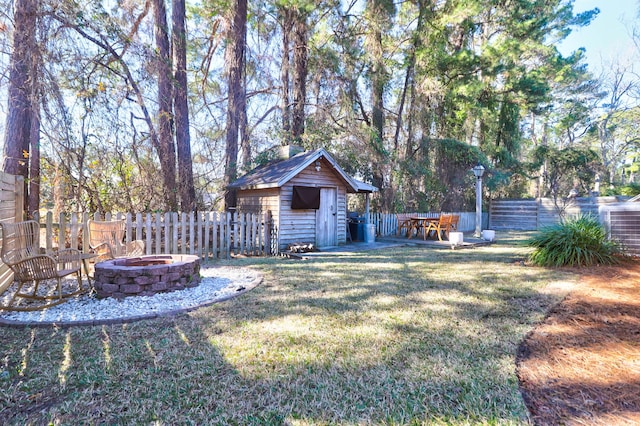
171, 212, 178, 254
196, 212, 203, 258
163, 212, 171, 253
212, 212, 218, 259
59, 213, 67, 249
189, 212, 195, 255
135, 213, 143, 243
154, 213, 162, 254
204, 213, 211, 260
45, 211, 54, 252
226, 212, 232, 259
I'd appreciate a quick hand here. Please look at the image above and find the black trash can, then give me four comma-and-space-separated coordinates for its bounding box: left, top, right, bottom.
348, 215, 365, 241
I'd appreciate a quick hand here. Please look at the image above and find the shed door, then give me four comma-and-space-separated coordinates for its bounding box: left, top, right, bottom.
316, 188, 337, 248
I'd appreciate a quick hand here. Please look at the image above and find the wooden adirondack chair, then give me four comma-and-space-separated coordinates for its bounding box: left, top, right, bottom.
0, 220, 85, 311
87, 220, 145, 262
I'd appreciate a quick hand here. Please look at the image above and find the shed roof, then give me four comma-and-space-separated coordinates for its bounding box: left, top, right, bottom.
228, 148, 377, 193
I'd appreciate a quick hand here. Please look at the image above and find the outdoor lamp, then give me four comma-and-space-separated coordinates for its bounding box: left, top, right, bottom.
472, 163, 485, 237
473, 163, 485, 179
315, 160, 321, 172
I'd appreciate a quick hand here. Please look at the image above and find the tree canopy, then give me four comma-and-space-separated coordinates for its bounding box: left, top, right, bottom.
1, 0, 638, 214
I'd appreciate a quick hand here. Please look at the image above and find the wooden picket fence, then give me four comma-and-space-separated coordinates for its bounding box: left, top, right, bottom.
369, 212, 486, 237
33, 211, 273, 260
32, 210, 482, 259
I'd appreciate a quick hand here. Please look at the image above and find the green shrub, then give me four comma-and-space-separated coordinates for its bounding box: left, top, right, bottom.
602, 183, 640, 197
620, 183, 640, 197
527, 215, 622, 267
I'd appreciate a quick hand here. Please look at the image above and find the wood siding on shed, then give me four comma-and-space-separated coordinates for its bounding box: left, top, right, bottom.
234, 157, 351, 252
278, 160, 347, 250
236, 188, 280, 218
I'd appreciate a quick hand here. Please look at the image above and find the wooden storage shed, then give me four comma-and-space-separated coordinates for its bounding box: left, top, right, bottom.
228, 146, 377, 252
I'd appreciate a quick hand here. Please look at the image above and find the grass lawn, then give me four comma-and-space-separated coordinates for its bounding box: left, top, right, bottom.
0, 236, 577, 425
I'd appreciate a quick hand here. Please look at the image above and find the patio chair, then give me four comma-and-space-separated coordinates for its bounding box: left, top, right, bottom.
0, 220, 85, 311
87, 219, 145, 263
450, 214, 460, 231
424, 214, 455, 241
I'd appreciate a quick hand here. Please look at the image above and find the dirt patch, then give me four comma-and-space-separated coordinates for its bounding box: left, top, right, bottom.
517, 261, 640, 425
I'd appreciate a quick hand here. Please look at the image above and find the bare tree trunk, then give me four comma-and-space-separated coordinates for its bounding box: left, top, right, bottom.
280, 10, 292, 142
292, 12, 308, 142
53, 165, 64, 218
3, 0, 37, 187
28, 95, 40, 218
367, 0, 388, 210
240, 85, 251, 168
223, 0, 247, 210
173, 0, 196, 211
153, 0, 177, 211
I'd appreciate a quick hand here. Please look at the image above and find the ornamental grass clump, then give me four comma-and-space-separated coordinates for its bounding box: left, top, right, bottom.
527, 215, 622, 267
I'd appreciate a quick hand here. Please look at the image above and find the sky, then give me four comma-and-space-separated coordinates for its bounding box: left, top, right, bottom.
558, 0, 639, 74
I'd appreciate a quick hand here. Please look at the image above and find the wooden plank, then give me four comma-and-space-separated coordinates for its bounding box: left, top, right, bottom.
228, 212, 234, 255
145, 213, 152, 255
204, 212, 211, 260
172, 212, 179, 254
212, 212, 218, 259
70, 213, 81, 250
135, 213, 143, 247
189, 212, 195, 255
166, 213, 173, 253
0, 265, 14, 295
59, 213, 67, 249
196, 212, 203, 258
181, 212, 187, 254
153, 213, 160, 254
14, 175, 24, 221
252, 213, 259, 256
240, 212, 246, 255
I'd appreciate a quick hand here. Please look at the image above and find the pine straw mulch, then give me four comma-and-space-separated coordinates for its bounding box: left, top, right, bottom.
517, 260, 640, 426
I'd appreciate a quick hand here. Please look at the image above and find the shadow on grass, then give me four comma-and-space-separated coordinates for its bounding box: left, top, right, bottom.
0, 243, 574, 424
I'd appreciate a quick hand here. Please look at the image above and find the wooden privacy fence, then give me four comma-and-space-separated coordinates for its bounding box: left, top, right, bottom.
0, 172, 24, 294
33, 211, 273, 260
489, 197, 628, 230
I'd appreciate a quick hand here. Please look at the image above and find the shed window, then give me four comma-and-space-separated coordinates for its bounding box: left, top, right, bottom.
291, 186, 320, 209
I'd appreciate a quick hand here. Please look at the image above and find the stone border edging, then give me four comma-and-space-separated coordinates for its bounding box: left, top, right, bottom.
0, 274, 263, 329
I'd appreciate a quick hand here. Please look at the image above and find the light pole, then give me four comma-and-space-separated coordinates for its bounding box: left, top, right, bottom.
473, 163, 485, 238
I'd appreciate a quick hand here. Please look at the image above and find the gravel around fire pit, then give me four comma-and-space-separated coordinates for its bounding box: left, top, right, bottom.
0, 266, 261, 327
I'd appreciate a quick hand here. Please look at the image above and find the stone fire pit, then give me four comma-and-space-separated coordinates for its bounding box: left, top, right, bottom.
93, 255, 201, 299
